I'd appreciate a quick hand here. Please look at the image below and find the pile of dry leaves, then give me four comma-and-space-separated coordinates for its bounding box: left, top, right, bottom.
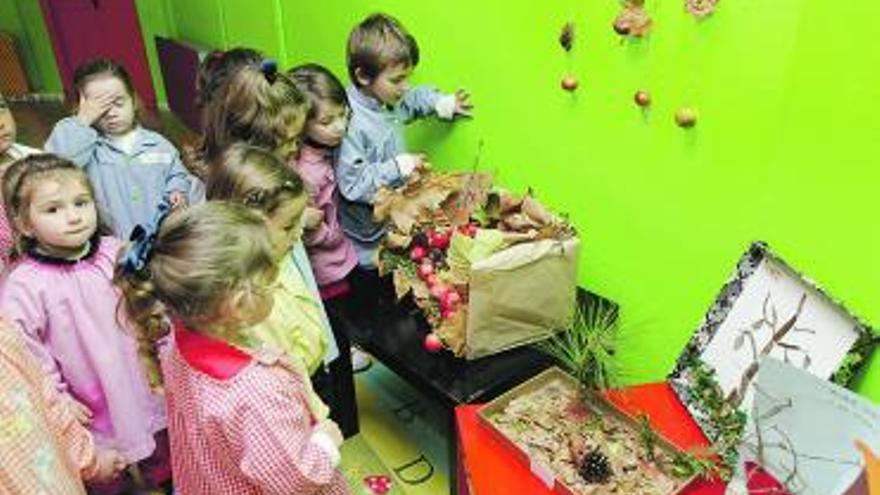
375, 170, 575, 355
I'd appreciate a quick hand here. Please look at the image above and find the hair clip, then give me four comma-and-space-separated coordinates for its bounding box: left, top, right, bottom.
244, 189, 269, 209
121, 201, 171, 276
260, 59, 278, 83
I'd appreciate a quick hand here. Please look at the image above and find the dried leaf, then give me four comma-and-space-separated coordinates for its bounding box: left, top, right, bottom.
374, 171, 491, 235
685, 0, 719, 18
615, 3, 653, 38
410, 277, 432, 301
504, 213, 543, 232
435, 308, 467, 356
499, 192, 524, 213
392, 270, 413, 300
521, 195, 555, 225
559, 22, 575, 52
385, 231, 411, 250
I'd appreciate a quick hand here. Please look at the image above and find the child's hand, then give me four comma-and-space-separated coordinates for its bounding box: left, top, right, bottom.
316, 419, 344, 447
168, 191, 187, 210
90, 448, 127, 482
856, 440, 880, 495
436, 90, 474, 120
67, 396, 93, 425
76, 93, 116, 126
302, 206, 324, 230
395, 153, 428, 178
453, 89, 473, 118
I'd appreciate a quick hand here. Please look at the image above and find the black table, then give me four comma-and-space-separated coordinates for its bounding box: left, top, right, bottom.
347, 288, 615, 494
347, 298, 554, 495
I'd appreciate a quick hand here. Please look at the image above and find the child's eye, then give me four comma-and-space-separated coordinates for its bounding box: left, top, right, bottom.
46, 207, 58, 214
75, 199, 91, 207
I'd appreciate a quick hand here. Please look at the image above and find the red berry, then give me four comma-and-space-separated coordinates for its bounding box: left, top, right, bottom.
446, 291, 461, 306
430, 284, 449, 300
417, 262, 434, 280
561, 75, 578, 92
423, 333, 443, 353
430, 229, 451, 250
634, 90, 651, 107
466, 224, 478, 238
410, 245, 427, 262
425, 274, 439, 287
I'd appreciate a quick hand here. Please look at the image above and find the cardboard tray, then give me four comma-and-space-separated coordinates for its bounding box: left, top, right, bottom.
477, 367, 694, 495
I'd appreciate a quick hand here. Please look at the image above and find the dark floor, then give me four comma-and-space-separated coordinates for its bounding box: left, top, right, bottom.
10, 101, 198, 152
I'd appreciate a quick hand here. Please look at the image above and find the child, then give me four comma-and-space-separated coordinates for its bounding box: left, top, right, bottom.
115, 201, 350, 494
207, 143, 359, 437
198, 61, 309, 166
45, 58, 193, 240
338, 12, 473, 268
288, 64, 358, 302
0, 92, 42, 270
289, 63, 373, 375
0, 318, 126, 494
195, 47, 262, 110
0, 154, 170, 494
0, 92, 41, 165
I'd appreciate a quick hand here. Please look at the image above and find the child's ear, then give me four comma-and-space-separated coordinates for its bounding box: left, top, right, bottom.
14, 216, 33, 238
354, 67, 372, 87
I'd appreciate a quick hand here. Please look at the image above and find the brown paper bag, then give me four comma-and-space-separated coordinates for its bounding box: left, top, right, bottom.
465, 238, 580, 359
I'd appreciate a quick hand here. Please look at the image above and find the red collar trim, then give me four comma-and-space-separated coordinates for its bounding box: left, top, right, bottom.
173, 321, 252, 380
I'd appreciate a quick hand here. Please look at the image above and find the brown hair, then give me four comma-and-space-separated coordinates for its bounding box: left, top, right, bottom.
196, 47, 263, 109
2, 154, 96, 256
115, 201, 276, 386
72, 58, 136, 107
206, 143, 305, 217
289, 63, 349, 121
198, 65, 309, 166
347, 13, 420, 86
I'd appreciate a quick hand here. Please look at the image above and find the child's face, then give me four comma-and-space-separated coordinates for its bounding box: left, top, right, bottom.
239, 268, 280, 328
0, 102, 17, 156
21, 175, 97, 257
305, 101, 349, 148
361, 63, 412, 106
83, 76, 135, 136
265, 194, 307, 260
220, 267, 279, 334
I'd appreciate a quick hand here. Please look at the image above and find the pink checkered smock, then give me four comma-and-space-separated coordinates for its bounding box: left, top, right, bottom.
161, 322, 350, 495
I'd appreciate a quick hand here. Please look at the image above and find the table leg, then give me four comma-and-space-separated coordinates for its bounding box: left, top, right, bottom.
448, 409, 459, 495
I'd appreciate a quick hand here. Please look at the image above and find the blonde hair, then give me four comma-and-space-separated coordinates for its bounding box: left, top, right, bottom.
198, 65, 310, 166
115, 201, 276, 386
2, 154, 96, 257
347, 13, 420, 85
205, 142, 305, 217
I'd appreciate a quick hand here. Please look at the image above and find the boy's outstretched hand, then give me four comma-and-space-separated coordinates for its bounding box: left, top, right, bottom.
453, 89, 473, 118
436, 90, 473, 120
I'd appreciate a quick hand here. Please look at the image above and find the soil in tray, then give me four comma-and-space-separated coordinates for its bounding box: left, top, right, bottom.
485, 378, 682, 494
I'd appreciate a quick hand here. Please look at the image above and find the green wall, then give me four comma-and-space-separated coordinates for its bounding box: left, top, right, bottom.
274, 1, 880, 400
13, 1, 877, 400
